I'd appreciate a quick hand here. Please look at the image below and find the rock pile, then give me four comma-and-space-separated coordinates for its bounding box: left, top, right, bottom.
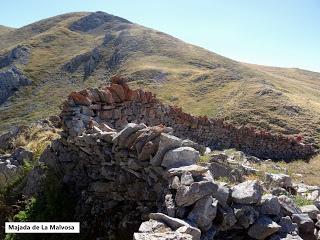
41, 120, 320, 239
33, 78, 320, 239
60, 77, 316, 160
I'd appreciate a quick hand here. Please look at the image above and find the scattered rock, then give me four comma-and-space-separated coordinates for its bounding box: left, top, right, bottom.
212, 184, 230, 208
162, 147, 200, 169
260, 194, 281, 216
216, 206, 237, 231
166, 165, 208, 178
248, 216, 281, 240
180, 172, 194, 186
300, 205, 320, 220
231, 180, 263, 204
187, 196, 218, 231
292, 213, 314, 234
278, 195, 302, 215
151, 133, 182, 166
265, 173, 292, 189
175, 181, 218, 207
149, 213, 201, 240
234, 205, 259, 229
278, 216, 299, 234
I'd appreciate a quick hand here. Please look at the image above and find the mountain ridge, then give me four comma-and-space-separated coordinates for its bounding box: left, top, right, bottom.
0, 11, 319, 148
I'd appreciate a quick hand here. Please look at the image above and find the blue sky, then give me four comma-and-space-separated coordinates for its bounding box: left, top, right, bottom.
1, 0, 319, 72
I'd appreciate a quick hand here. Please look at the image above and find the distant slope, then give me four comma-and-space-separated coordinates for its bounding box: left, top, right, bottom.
0, 25, 14, 35
0, 11, 319, 147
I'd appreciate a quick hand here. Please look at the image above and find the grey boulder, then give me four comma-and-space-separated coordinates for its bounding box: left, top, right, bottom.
231, 180, 263, 204
278, 216, 299, 234
300, 205, 320, 220
175, 181, 218, 207
278, 195, 302, 215
149, 213, 201, 240
265, 173, 292, 188
162, 147, 200, 169
151, 133, 183, 166
291, 213, 314, 234
260, 194, 281, 215
187, 196, 218, 231
248, 216, 281, 240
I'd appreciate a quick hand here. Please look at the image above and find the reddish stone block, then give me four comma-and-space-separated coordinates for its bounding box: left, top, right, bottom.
106, 86, 121, 103
110, 83, 126, 102
130, 90, 140, 101
69, 92, 92, 106
101, 89, 115, 105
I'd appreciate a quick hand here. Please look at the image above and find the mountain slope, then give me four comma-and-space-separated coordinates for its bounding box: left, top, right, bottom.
0, 25, 14, 35
0, 11, 319, 147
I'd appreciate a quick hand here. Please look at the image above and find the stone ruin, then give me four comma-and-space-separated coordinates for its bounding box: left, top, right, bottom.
60, 77, 315, 160
38, 78, 320, 239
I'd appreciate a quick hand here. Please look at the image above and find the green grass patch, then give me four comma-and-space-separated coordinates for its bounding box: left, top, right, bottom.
293, 195, 314, 207
5, 170, 77, 240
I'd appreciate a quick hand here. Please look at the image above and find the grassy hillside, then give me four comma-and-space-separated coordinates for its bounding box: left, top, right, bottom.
0, 11, 319, 146
0, 25, 14, 36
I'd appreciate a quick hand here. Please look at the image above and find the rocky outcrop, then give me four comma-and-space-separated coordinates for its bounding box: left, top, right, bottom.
63, 47, 102, 78
0, 67, 32, 104
0, 45, 30, 68
59, 77, 316, 160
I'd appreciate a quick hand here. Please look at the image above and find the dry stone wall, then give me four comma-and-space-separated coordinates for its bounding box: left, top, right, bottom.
42, 121, 318, 240
60, 78, 316, 160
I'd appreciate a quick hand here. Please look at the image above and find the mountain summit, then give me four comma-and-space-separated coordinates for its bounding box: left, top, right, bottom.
0, 11, 319, 146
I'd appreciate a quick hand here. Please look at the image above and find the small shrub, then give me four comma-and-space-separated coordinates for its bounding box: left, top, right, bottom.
198, 154, 212, 163
6, 170, 77, 240
294, 195, 314, 207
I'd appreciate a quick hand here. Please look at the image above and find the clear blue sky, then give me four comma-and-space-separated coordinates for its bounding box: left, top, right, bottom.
1, 0, 319, 72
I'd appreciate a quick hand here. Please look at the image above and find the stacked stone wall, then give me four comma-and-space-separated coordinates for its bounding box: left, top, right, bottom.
60, 79, 316, 160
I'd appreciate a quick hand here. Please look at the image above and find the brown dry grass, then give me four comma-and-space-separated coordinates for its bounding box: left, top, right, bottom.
250, 154, 320, 186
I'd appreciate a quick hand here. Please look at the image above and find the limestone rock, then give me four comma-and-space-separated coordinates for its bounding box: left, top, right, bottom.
278, 195, 302, 215
234, 205, 259, 229
265, 173, 292, 189
248, 216, 281, 239
166, 165, 208, 178
169, 176, 181, 190
300, 205, 320, 220
23, 166, 46, 197
12, 147, 33, 164
260, 194, 281, 216
162, 147, 200, 169
149, 213, 201, 240
231, 180, 263, 204
112, 123, 146, 148
151, 133, 182, 166
138, 219, 171, 233
179, 172, 193, 186
187, 196, 218, 231
175, 181, 218, 207
216, 206, 237, 231
212, 183, 231, 208
164, 193, 176, 217
278, 216, 299, 234
292, 213, 314, 234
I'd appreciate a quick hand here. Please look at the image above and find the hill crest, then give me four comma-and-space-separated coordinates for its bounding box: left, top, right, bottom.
0, 11, 319, 149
